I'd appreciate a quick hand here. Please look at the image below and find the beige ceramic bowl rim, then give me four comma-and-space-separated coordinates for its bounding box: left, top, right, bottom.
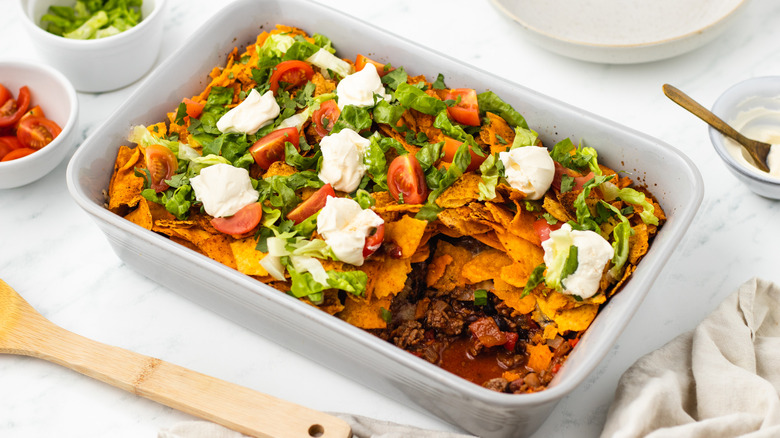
0, 60, 78, 168
17, 0, 167, 50
490, 0, 749, 50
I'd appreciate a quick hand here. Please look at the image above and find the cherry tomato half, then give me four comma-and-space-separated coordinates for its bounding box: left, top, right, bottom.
550, 161, 594, 192
441, 136, 487, 173
443, 88, 480, 126
387, 154, 428, 205
0, 86, 31, 128
533, 218, 563, 244
286, 183, 335, 224
15, 105, 46, 131
1, 147, 35, 162
211, 202, 263, 235
182, 98, 204, 119
311, 100, 340, 138
145, 144, 178, 192
269, 60, 314, 94
0, 85, 11, 107
355, 54, 393, 77
363, 223, 385, 258
16, 116, 62, 150
249, 127, 299, 170
0, 136, 23, 160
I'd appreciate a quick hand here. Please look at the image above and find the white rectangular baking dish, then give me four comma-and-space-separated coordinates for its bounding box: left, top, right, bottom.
66, 0, 704, 436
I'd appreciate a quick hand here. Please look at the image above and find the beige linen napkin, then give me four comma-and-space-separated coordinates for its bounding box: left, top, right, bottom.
159, 413, 477, 438
601, 277, 780, 438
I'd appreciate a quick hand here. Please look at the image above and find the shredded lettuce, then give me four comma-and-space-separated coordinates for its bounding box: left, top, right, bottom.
550, 138, 599, 174
523, 264, 546, 297
128, 125, 180, 152
260, 34, 296, 58
364, 136, 389, 190
476, 91, 528, 129
305, 48, 353, 78
571, 174, 614, 232
394, 83, 448, 116
415, 140, 470, 221
543, 227, 575, 291
42, 0, 142, 39
510, 126, 539, 149
478, 153, 502, 201
599, 201, 634, 278
600, 182, 659, 226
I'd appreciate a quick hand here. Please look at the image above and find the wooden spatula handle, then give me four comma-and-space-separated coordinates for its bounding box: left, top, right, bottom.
10, 312, 351, 438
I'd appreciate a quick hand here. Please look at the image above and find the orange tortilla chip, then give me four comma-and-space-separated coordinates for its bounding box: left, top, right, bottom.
426, 253, 452, 287
554, 304, 599, 333
526, 343, 553, 373
263, 161, 298, 178
461, 249, 513, 284
473, 232, 505, 251
124, 198, 153, 230
309, 291, 344, 315
229, 237, 270, 277
338, 295, 393, 330
429, 240, 471, 292
492, 280, 536, 315
437, 207, 493, 237
374, 257, 412, 299
108, 145, 144, 213
499, 260, 538, 289
542, 194, 573, 223
436, 173, 483, 209
385, 215, 429, 258
198, 234, 237, 269
508, 206, 541, 246
629, 223, 650, 265
496, 230, 544, 265
479, 112, 516, 155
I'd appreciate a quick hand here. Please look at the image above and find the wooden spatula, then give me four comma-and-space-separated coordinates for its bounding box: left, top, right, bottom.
0, 279, 352, 438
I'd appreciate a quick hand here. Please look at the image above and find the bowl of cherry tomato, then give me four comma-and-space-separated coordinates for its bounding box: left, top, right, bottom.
0, 60, 79, 189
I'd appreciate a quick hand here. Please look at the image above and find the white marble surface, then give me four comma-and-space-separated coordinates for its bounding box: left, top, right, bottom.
1, 0, 780, 437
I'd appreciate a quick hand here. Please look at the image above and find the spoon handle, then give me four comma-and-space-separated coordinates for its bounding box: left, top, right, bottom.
663, 84, 771, 172
10, 313, 351, 438
662, 84, 745, 141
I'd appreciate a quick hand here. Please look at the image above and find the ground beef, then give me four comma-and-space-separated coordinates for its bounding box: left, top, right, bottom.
391, 320, 424, 349
425, 299, 465, 336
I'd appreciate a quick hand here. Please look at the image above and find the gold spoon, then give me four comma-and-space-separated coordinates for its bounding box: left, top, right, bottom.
0, 279, 351, 438
663, 83, 772, 173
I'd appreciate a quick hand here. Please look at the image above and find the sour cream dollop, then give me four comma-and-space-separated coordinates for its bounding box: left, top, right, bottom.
542, 223, 614, 299
317, 196, 384, 266
726, 106, 780, 179
499, 146, 555, 200
189, 163, 259, 218
318, 128, 370, 192
216, 89, 280, 135
336, 64, 391, 110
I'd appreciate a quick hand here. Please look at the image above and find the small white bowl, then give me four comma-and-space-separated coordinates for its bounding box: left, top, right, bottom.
17, 0, 166, 93
0, 60, 79, 189
709, 76, 780, 200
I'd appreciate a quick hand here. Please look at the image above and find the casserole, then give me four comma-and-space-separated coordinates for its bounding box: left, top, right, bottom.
66, 0, 704, 436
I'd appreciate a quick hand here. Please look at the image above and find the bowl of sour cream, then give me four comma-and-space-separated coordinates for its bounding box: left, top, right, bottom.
710, 76, 780, 199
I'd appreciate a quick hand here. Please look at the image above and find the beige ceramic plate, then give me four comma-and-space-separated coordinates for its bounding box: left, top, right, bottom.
491, 0, 750, 64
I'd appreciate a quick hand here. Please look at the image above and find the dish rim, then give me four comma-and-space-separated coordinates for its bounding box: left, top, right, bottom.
66, 0, 705, 415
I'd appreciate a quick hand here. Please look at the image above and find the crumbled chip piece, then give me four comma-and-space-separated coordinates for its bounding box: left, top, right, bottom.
385, 215, 429, 258
230, 237, 270, 277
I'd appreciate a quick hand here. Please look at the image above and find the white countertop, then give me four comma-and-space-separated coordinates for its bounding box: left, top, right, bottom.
2, 0, 780, 437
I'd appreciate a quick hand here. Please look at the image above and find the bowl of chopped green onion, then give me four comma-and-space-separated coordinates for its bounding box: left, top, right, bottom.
18, 0, 166, 92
